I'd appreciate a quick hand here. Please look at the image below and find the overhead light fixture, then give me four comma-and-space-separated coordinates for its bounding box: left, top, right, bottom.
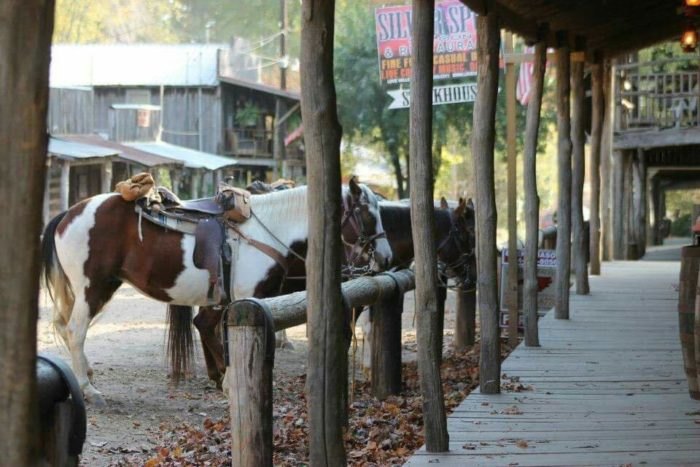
687, 0, 700, 6
681, 26, 699, 52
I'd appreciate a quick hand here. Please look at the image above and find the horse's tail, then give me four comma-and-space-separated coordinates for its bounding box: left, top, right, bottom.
167, 305, 195, 385
41, 212, 74, 323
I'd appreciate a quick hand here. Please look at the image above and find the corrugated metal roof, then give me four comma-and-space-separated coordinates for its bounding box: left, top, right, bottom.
59, 135, 182, 168
50, 44, 223, 87
125, 141, 238, 170
48, 137, 119, 160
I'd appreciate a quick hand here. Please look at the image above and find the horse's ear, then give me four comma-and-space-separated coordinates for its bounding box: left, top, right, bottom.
349, 175, 362, 196
440, 197, 449, 209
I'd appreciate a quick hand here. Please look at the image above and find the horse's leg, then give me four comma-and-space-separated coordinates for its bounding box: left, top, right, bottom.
193, 306, 226, 386
65, 291, 105, 407
357, 308, 373, 375
275, 330, 294, 350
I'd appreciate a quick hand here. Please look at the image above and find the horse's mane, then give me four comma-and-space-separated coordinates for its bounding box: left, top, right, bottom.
249, 185, 309, 224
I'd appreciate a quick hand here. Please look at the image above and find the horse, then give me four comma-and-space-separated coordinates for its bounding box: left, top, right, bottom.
186, 195, 476, 385
41, 177, 392, 407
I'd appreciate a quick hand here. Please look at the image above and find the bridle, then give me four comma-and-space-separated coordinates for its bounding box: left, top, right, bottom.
341, 189, 387, 278
436, 215, 476, 290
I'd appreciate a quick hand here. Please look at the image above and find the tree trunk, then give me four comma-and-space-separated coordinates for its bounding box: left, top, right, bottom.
471, 12, 501, 394
555, 35, 573, 320
571, 52, 589, 295
409, 0, 448, 451
589, 60, 604, 275
0, 2, 55, 465
523, 40, 547, 347
300, 1, 346, 464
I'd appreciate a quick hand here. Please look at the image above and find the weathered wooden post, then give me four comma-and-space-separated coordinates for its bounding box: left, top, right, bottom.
409, 0, 449, 451
472, 9, 502, 394
571, 38, 590, 295
300, 0, 346, 463
589, 56, 604, 275
555, 31, 573, 319
601, 60, 614, 260
453, 286, 476, 350
523, 39, 547, 347
225, 299, 275, 467
0, 2, 55, 465
371, 272, 407, 399
679, 247, 700, 399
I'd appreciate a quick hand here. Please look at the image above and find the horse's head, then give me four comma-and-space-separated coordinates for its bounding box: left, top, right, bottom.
437, 197, 476, 289
342, 176, 393, 273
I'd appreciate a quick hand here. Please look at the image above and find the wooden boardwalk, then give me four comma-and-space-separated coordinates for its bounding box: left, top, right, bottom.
407, 257, 700, 466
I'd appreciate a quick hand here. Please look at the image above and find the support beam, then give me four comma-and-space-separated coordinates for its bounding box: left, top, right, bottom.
601, 60, 614, 261
522, 40, 547, 347
612, 150, 625, 259
623, 151, 634, 258
589, 59, 604, 275
300, 0, 346, 464
634, 149, 647, 257
0, 1, 55, 465
100, 159, 113, 193
555, 33, 573, 319
471, 11, 502, 394
59, 160, 70, 211
409, 0, 448, 451
505, 31, 519, 347
571, 44, 589, 295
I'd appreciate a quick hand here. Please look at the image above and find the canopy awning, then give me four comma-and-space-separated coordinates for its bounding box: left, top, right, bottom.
125, 141, 239, 170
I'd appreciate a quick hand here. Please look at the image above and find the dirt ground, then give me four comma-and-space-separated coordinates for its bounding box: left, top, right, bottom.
38, 285, 460, 466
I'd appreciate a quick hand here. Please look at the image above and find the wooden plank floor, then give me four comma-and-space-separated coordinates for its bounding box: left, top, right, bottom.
407, 257, 700, 466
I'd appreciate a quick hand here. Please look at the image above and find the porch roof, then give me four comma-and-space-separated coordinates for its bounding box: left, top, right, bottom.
57, 135, 183, 168
125, 141, 239, 171
48, 137, 119, 160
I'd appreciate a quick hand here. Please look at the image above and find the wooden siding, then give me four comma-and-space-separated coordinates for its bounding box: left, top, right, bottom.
407, 257, 700, 466
48, 87, 94, 134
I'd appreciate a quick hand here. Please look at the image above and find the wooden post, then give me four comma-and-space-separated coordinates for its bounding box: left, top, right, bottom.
300, 0, 346, 463
170, 169, 181, 196
623, 151, 634, 258
100, 159, 113, 193
225, 300, 274, 467
370, 278, 403, 400
471, 11, 501, 394
612, 150, 625, 259
43, 158, 52, 225
435, 283, 446, 366
634, 149, 647, 258
60, 159, 70, 211
571, 40, 589, 295
190, 169, 201, 199
409, 0, 448, 451
589, 58, 604, 275
523, 40, 547, 347
0, 1, 54, 464
454, 286, 476, 350
601, 60, 614, 261
555, 32, 573, 320
505, 32, 519, 347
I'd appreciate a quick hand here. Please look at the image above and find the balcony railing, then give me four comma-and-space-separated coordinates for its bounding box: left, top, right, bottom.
617, 57, 700, 132
224, 127, 273, 158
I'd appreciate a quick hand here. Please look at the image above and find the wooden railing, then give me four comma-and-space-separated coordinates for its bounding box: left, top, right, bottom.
224, 127, 273, 158
617, 57, 700, 132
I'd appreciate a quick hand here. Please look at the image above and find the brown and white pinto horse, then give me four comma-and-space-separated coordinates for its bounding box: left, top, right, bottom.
188, 196, 476, 385
41, 179, 391, 406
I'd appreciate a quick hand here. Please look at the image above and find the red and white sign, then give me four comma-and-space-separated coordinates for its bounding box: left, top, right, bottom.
374, 0, 477, 85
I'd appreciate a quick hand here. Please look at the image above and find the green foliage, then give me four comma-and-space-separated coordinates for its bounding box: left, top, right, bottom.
671, 213, 692, 237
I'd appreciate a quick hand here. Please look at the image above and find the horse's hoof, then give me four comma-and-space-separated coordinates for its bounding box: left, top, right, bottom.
85, 391, 107, 408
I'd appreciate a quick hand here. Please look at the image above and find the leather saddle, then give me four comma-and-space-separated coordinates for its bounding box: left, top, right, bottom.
135, 184, 252, 304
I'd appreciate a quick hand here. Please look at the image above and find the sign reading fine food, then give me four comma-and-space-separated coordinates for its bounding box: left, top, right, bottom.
387, 83, 478, 109
374, 0, 477, 85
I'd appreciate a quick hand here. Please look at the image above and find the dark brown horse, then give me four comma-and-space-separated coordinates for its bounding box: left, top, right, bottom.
182, 196, 476, 386
41, 178, 391, 406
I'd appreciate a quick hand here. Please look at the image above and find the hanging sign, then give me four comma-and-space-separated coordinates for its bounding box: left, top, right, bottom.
498, 248, 557, 328
387, 82, 478, 109
375, 0, 478, 85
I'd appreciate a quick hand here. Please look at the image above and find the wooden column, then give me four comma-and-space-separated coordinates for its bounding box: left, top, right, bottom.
589, 58, 604, 275
370, 284, 403, 399
601, 60, 613, 261
523, 40, 547, 347
453, 286, 476, 350
170, 169, 181, 196
409, 0, 448, 451
59, 160, 70, 211
555, 33, 573, 319
571, 41, 589, 295
300, 0, 346, 464
471, 11, 501, 394
504, 32, 519, 347
100, 159, 113, 193
225, 300, 274, 467
634, 149, 647, 257
43, 158, 52, 225
623, 151, 634, 258
190, 169, 201, 199
612, 150, 625, 259
0, 1, 54, 465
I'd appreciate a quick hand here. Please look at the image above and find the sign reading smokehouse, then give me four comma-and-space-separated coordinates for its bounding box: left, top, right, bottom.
374, 0, 477, 85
